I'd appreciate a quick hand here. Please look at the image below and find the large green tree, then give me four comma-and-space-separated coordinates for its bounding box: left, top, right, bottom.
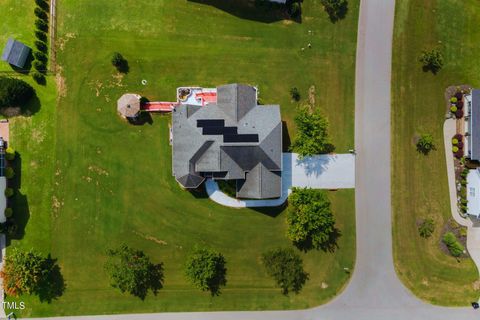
0, 77, 35, 110
419, 49, 444, 74
290, 105, 333, 157
185, 247, 227, 295
287, 188, 339, 252
105, 244, 164, 299
262, 248, 309, 294
1, 248, 64, 301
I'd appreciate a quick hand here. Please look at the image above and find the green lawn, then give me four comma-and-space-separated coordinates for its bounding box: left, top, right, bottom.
2, 0, 359, 316
392, 0, 480, 305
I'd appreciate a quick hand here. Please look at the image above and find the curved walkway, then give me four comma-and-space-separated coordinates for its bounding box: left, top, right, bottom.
206, 153, 355, 208
443, 119, 480, 275
31, 1, 480, 319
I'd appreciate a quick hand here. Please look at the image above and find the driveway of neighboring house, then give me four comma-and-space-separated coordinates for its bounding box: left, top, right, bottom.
205, 153, 355, 208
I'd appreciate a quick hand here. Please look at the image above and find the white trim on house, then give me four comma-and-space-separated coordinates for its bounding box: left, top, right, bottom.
467, 169, 480, 217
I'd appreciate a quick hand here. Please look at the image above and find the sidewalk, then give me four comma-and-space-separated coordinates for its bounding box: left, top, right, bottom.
443, 119, 480, 276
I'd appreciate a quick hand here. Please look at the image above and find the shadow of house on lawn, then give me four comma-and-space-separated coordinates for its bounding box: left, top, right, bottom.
187, 0, 301, 23
6, 152, 30, 245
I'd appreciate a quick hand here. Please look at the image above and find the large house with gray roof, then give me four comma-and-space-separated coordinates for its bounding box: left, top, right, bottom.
172, 84, 282, 199
466, 89, 480, 161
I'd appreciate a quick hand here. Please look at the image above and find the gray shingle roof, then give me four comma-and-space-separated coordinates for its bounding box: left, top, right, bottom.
471, 89, 480, 161
172, 84, 282, 198
1, 38, 31, 68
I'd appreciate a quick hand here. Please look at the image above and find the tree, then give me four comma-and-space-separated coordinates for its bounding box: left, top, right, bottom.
288, 2, 301, 18
416, 134, 435, 155
4, 187, 14, 198
287, 188, 339, 252
290, 87, 300, 102
185, 247, 227, 295
321, 0, 348, 22
32, 72, 47, 85
5, 167, 14, 179
262, 248, 309, 294
442, 232, 464, 257
105, 244, 164, 299
290, 105, 334, 157
35, 30, 48, 42
4, 208, 12, 218
1, 248, 46, 296
0, 77, 35, 110
5, 147, 15, 161
34, 7, 48, 21
418, 218, 435, 238
34, 40, 48, 53
419, 49, 443, 74
35, 0, 50, 11
111, 52, 129, 73
35, 18, 48, 32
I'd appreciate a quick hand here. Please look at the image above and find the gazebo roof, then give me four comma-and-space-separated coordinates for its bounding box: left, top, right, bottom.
117, 93, 141, 118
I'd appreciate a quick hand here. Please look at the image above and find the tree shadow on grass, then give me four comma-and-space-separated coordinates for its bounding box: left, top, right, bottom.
127, 112, 153, 126
294, 228, 341, 253
6, 152, 30, 244
36, 255, 66, 303
188, 0, 300, 24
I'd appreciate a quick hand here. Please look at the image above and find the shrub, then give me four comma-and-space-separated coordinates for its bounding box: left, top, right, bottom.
35, 30, 47, 42
418, 218, 435, 238
459, 228, 468, 238
0, 77, 35, 110
33, 60, 47, 73
452, 146, 459, 153
35, 0, 49, 11
457, 100, 464, 108
262, 248, 309, 294
455, 92, 463, 100
419, 48, 444, 73
34, 7, 48, 21
450, 106, 457, 113
35, 19, 48, 32
4, 188, 13, 198
456, 109, 464, 118
416, 134, 434, 155
5, 147, 15, 161
454, 133, 463, 140
34, 40, 48, 53
290, 87, 301, 102
32, 72, 46, 85
450, 97, 458, 103
458, 141, 464, 149
320, 0, 348, 22
33, 51, 48, 63
288, 2, 301, 17
111, 52, 129, 73
5, 167, 14, 179
442, 232, 464, 257
4, 208, 13, 218
185, 247, 227, 295
455, 150, 464, 159
452, 138, 458, 145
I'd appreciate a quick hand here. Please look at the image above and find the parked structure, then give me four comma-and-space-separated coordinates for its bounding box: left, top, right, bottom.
172, 84, 282, 199
1, 38, 31, 68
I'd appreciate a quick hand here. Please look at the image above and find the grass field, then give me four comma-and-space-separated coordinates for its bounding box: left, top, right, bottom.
1, 0, 359, 316
392, 0, 480, 305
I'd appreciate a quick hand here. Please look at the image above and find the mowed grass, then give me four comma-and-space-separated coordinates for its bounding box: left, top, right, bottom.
392, 0, 480, 305
3, 0, 358, 316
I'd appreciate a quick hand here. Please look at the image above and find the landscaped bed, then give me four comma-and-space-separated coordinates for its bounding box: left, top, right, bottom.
3, 0, 359, 316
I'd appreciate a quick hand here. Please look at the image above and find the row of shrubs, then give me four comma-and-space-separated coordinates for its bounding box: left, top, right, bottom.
449, 91, 465, 119
32, 0, 50, 84
459, 166, 469, 214
0, 147, 17, 237
452, 133, 464, 159
442, 232, 465, 257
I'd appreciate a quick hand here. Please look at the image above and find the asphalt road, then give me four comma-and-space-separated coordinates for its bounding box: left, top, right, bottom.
29, 1, 480, 319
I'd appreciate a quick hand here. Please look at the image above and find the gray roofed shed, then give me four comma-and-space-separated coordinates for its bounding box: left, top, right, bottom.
1, 38, 31, 68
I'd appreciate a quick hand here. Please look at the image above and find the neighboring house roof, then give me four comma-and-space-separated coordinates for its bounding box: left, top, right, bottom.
172, 84, 282, 199
117, 93, 141, 118
467, 169, 480, 217
469, 90, 480, 161
1, 38, 31, 68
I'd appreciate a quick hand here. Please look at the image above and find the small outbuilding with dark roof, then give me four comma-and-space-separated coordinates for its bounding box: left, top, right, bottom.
1, 38, 31, 68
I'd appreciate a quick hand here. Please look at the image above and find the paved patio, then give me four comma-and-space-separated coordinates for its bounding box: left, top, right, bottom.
205, 153, 355, 208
